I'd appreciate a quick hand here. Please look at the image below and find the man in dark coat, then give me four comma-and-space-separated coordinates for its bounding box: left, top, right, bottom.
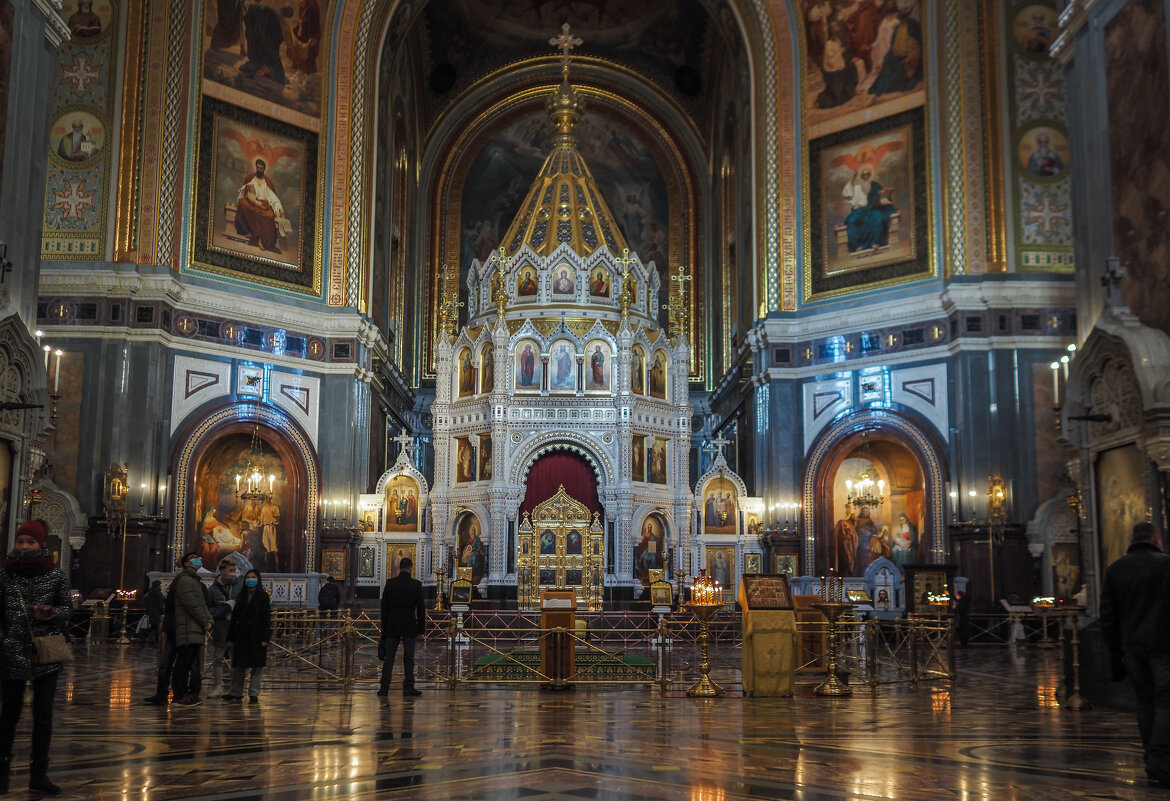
378, 557, 425, 697
1101, 522, 1170, 787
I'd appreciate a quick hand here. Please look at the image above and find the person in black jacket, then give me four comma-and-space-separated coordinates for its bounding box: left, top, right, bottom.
1101, 522, 1170, 787
225, 569, 271, 703
378, 557, 424, 697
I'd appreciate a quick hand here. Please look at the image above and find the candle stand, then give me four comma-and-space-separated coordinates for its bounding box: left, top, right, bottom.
1059, 605, 1089, 710
812, 601, 855, 696
434, 567, 448, 611
685, 570, 724, 697
685, 600, 724, 697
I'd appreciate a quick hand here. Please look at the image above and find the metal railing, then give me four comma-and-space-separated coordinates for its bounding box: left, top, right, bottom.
225, 608, 959, 694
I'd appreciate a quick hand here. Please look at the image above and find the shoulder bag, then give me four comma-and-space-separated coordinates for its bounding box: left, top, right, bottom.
13, 584, 73, 665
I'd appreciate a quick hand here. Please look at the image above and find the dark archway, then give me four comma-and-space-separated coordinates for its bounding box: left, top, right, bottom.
519, 451, 600, 521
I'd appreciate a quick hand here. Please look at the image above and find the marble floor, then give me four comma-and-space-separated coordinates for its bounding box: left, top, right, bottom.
11, 643, 1161, 800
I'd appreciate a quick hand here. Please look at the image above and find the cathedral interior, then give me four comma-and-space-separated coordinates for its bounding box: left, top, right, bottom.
1, 0, 1169, 798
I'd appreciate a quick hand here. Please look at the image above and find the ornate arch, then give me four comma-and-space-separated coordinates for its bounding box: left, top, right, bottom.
172, 403, 320, 568
510, 432, 615, 488
803, 408, 948, 572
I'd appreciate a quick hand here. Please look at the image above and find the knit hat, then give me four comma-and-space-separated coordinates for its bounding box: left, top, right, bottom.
16, 520, 47, 548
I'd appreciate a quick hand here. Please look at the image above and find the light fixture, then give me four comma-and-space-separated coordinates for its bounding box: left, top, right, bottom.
844, 436, 885, 511
235, 424, 273, 503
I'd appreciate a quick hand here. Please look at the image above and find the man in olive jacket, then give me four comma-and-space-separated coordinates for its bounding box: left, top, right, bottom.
378, 557, 425, 697
1101, 522, 1170, 786
170, 551, 213, 706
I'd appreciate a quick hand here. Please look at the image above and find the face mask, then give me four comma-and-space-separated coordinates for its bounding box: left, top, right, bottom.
245, 578, 259, 588
190, 558, 203, 569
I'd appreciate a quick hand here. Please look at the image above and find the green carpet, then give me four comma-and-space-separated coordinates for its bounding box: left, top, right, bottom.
471, 650, 656, 682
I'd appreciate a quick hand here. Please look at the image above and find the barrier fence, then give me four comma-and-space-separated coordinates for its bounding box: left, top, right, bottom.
206, 608, 960, 694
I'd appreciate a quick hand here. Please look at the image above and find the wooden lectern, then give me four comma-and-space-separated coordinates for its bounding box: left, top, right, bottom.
540, 589, 576, 689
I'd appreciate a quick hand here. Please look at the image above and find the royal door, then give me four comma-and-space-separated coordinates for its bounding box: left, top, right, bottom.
517, 485, 603, 610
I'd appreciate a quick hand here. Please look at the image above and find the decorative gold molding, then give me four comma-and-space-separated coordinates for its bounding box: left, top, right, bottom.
114, 0, 147, 262
981, 0, 1007, 272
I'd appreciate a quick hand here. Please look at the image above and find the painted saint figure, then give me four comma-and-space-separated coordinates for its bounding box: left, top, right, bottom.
518, 344, 537, 388
235, 158, 290, 254
589, 345, 606, 389
841, 165, 896, 253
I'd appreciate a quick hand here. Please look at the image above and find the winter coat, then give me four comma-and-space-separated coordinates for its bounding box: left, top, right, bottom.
228, 587, 271, 669
0, 555, 71, 680
207, 575, 241, 647
1101, 541, 1170, 656
380, 572, 424, 639
145, 584, 166, 629
170, 569, 212, 647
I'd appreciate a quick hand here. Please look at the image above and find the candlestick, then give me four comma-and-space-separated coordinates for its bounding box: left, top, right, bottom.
53, 349, 61, 393
42, 344, 49, 371
159, 483, 167, 516
1050, 361, 1059, 404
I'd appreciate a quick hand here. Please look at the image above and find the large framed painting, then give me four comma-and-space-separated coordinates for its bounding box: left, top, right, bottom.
549, 340, 576, 392
702, 477, 737, 535
631, 346, 646, 395
383, 475, 420, 532
514, 339, 542, 392
200, 0, 327, 131
321, 548, 345, 581
387, 543, 416, 579
634, 514, 666, 585
648, 350, 668, 399
803, 0, 926, 139
358, 545, 376, 578
456, 514, 487, 585
706, 545, 734, 589
584, 341, 611, 392
1095, 444, 1148, 576
193, 97, 319, 295
454, 437, 475, 483
808, 106, 929, 300
190, 429, 292, 573
647, 437, 668, 485
631, 434, 646, 482
457, 348, 474, 397
478, 436, 493, 481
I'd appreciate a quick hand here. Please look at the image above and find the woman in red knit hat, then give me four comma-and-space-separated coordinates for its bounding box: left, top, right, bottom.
0, 520, 70, 795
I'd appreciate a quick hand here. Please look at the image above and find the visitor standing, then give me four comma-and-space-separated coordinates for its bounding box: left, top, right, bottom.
1101, 522, 1170, 787
170, 552, 212, 706
226, 569, 271, 703
0, 520, 71, 795
206, 559, 240, 695
378, 557, 424, 697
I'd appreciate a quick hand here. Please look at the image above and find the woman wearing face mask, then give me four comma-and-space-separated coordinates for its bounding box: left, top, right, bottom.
226, 570, 271, 703
0, 520, 70, 795
170, 552, 213, 706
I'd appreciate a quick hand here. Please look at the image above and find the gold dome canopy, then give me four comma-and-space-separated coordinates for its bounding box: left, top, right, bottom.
499, 25, 630, 260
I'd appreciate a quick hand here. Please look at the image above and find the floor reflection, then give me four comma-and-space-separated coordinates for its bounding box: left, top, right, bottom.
15, 645, 1157, 799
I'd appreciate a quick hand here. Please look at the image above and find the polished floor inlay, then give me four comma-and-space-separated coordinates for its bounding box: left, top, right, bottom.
12, 644, 1161, 799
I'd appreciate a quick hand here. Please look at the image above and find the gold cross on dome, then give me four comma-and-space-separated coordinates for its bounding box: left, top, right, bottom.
549, 23, 582, 68
670, 264, 692, 293
615, 248, 635, 279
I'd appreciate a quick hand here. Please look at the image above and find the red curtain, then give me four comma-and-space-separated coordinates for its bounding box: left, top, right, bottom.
520, 452, 600, 519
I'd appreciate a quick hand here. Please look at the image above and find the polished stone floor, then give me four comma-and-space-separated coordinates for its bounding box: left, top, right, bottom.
11, 642, 1161, 800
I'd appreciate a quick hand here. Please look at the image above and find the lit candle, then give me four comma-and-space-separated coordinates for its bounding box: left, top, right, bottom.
159, 483, 167, 514
42, 344, 49, 371
268, 474, 274, 492
1060, 354, 1070, 382
139, 482, 146, 507
235, 474, 241, 492
53, 349, 62, 393
34, 330, 42, 347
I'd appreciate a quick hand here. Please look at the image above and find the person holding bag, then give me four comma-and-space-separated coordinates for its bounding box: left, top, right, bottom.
226, 569, 271, 703
0, 520, 71, 795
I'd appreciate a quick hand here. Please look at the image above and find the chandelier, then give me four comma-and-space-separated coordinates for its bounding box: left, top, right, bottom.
845, 467, 885, 510
235, 424, 274, 503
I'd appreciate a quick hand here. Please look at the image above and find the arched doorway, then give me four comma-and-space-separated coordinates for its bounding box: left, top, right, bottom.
804, 411, 947, 577
173, 404, 318, 573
